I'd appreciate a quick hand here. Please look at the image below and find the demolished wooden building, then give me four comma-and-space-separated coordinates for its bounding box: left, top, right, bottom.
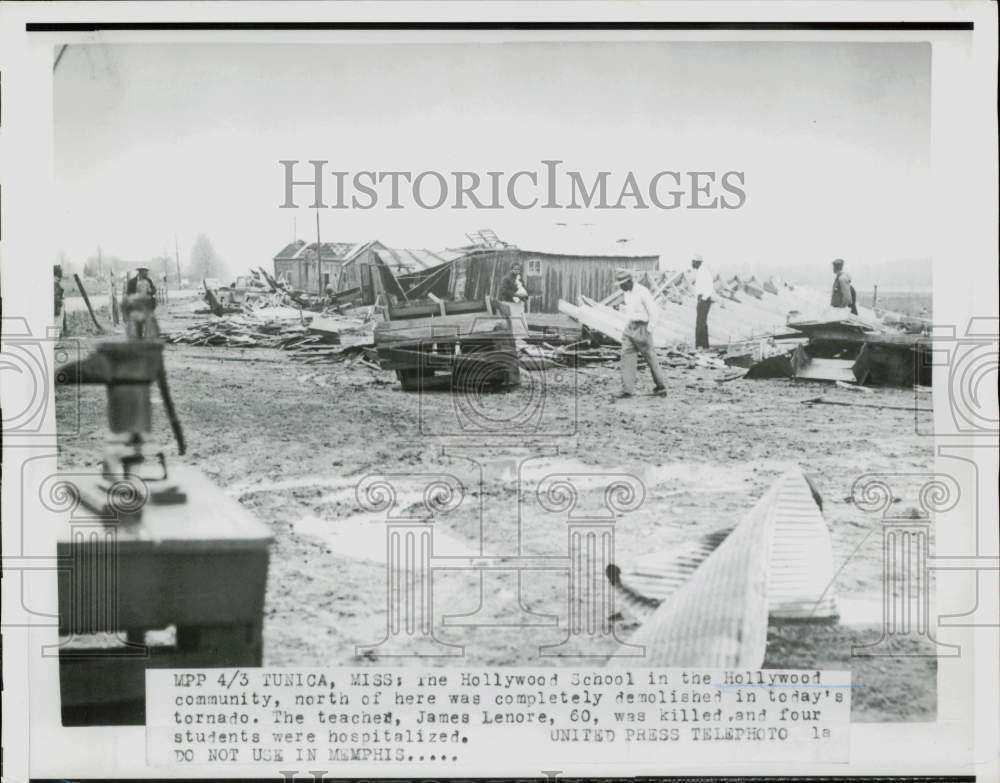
372, 245, 659, 314
274, 232, 659, 315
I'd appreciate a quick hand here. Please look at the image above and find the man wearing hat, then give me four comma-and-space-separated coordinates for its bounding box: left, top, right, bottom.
614, 269, 666, 399
691, 253, 714, 349
126, 266, 157, 302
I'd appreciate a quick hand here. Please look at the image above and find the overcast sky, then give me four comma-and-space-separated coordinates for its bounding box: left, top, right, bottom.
54, 40, 930, 278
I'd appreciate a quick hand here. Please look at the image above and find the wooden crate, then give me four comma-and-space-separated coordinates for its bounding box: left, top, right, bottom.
57, 466, 271, 725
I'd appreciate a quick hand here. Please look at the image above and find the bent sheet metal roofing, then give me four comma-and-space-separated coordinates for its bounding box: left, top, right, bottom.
372, 246, 471, 273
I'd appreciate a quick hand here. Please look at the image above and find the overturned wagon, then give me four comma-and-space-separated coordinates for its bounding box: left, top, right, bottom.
374, 297, 520, 391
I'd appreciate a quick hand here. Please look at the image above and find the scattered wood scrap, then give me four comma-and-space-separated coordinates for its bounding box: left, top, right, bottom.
164, 311, 376, 366
802, 396, 931, 412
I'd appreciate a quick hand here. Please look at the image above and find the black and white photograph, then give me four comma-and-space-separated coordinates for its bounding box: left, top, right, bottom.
1, 3, 997, 780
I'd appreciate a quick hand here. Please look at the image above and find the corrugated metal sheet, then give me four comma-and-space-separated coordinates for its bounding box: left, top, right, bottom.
615, 469, 838, 667
273, 240, 360, 262
374, 247, 468, 273
292, 241, 357, 261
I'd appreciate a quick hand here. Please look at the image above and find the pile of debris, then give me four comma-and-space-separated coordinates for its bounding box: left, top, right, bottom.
742, 307, 933, 387
165, 309, 377, 364
558, 269, 839, 350
515, 340, 727, 372
165, 315, 300, 348
555, 268, 929, 388
197, 266, 373, 319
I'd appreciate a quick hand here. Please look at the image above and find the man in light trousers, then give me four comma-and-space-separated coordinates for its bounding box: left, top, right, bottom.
692, 253, 714, 349
613, 269, 667, 399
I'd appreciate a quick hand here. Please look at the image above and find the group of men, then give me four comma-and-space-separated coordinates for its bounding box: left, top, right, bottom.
612, 254, 859, 400
497, 253, 860, 401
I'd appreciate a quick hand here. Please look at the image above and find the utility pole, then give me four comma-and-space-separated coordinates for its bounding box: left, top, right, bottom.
315, 208, 324, 296
163, 255, 170, 304
97, 245, 103, 278
174, 236, 182, 287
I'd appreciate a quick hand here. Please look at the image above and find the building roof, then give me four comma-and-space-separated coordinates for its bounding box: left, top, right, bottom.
273, 240, 366, 262
274, 240, 305, 260
463, 226, 659, 259
373, 246, 470, 273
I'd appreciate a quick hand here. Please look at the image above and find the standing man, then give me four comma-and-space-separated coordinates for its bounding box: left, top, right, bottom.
614, 269, 667, 399
126, 266, 157, 303
123, 267, 159, 339
499, 263, 530, 343
830, 258, 858, 315
53, 265, 64, 321
692, 253, 714, 350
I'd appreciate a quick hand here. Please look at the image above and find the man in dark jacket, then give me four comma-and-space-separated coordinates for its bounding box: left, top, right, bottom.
499, 263, 529, 342
126, 266, 157, 301
499, 264, 528, 305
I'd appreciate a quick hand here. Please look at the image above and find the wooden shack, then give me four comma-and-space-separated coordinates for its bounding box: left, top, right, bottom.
272, 240, 369, 293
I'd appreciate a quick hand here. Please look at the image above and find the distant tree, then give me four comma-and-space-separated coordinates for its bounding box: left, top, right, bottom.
187, 235, 227, 281
83, 253, 123, 278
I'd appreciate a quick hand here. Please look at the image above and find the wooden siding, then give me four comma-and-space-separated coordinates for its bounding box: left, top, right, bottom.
273, 258, 340, 292
455, 249, 659, 313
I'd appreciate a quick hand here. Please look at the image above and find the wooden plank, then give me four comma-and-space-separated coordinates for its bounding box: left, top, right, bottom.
375, 313, 510, 346
428, 292, 447, 316
794, 357, 858, 383
73, 274, 106, 333
57, 466, 271, 549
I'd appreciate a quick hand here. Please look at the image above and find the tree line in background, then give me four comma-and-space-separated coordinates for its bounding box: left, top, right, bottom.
56, 234, 229, 287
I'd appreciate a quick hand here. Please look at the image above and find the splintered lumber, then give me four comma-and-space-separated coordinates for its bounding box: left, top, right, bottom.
614, 469, 839, 667
559, 299, 659, 346
258, 266, 309, 307
308, 314, 364, 337
202, 279, 227, 317
581, 295, 690, 343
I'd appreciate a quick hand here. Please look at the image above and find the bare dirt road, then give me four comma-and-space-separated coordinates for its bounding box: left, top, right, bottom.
55, 318, 938, 722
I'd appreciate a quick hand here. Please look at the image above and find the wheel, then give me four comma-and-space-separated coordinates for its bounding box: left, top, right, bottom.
396, 368, 434, 391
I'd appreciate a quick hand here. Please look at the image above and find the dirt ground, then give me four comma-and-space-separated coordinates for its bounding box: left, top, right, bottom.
54, 306, 939, 723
